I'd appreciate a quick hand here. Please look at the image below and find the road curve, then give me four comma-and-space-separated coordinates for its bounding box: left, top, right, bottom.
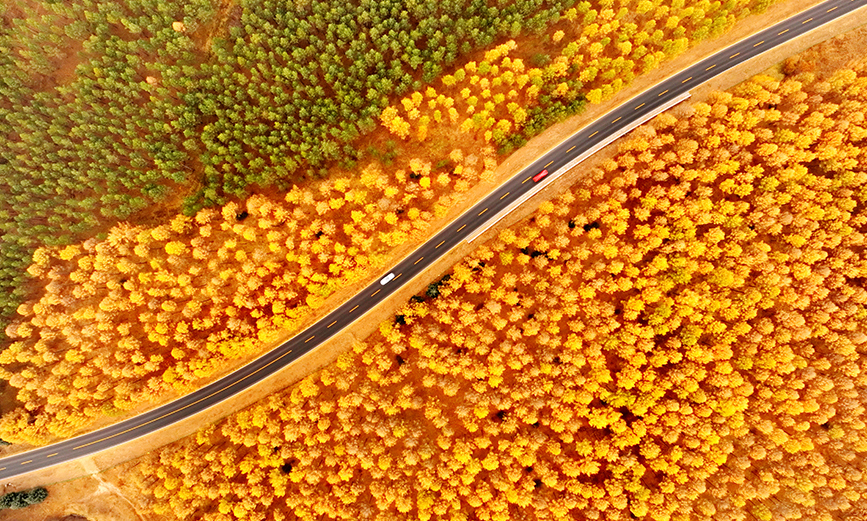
0, 0, 864, 480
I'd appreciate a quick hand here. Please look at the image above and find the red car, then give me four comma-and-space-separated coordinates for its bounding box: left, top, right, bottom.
533, 169, 549, 182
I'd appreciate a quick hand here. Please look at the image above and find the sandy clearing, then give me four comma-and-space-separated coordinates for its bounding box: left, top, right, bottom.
0, 471, 144, 521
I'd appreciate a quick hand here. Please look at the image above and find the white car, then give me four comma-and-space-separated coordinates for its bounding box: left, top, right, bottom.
380, 273, 396, 285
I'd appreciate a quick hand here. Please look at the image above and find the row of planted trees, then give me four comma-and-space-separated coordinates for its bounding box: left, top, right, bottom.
122, 62, 867, 520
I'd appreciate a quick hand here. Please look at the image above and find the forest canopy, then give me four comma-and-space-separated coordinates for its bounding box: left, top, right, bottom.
126, 59, 867, 520
0, 0, 572, 338
0, 0, 790, 440
0, 0, 784, 349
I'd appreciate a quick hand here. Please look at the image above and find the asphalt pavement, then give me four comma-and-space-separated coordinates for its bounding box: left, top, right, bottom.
0, 0, 864, 480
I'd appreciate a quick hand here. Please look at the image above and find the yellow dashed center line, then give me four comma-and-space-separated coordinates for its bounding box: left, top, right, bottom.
567, 145, 576, 152
436, 240, 445, 248
73, 345, 298, 450
544, 160, 553, 168
706, 64, 717, 71
0, 467, 5, 472
612, 116, 622, 123
753, 40, 764, 47
394, 273, 402, 280
635, 103, 645, 110
371, 289, 380, 297
778, 29, 789, 35
414, 257, 424, 265
681, 77, 692, 84
827, 6, 838, 11
522, 176, 532, 184
730, 52, 740, 59
25, 100, 734, 460
658, 89, 669, 96
500, 192, 510, 200
802, 17, 813, 23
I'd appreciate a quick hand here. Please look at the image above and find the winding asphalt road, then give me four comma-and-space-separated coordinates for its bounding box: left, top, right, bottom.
0, 0, 864, 481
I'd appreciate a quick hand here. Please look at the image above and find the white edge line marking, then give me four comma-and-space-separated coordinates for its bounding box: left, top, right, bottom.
1, 0, 863, 481
500, 0, 845, 191
466, 92, 691, 244
464, 0, 866, 247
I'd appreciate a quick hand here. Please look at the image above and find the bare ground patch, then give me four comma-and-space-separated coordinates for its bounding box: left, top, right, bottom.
0, 472, 146, 521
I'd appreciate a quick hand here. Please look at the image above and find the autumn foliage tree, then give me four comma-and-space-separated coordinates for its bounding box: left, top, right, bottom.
129, 59, 867, 520
381, 0, 780, 152
0, 146, 487, 444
